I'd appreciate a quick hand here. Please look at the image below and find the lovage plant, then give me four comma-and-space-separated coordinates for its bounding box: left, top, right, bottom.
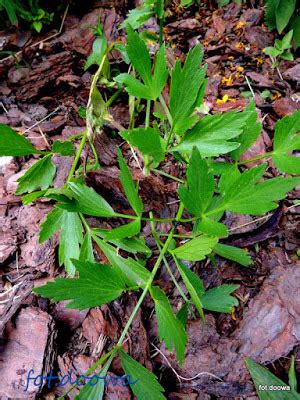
1, 19, 300, 400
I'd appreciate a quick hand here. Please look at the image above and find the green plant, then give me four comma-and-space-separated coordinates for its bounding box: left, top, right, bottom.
263, 30, 294, 68
1, 17, 300, 400
264, 0, 300, 50
245, 356, 300, 399
0, 0, 53, 32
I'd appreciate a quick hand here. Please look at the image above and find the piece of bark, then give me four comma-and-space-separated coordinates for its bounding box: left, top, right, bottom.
0, 307, 56, 399
52, 301, 88, 331
0, 280, 33, 335
283, 63, 300, 82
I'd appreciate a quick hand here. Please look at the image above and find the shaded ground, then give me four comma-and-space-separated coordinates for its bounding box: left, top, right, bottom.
0, 1, 300, 399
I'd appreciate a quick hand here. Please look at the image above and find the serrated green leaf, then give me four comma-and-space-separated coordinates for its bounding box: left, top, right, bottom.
273, 110, 300, 174
84, 36, 107, 70
175, 259, 205, 319
120, 5, 154, 29
173, 108, 251, 157
217, 163, 241, 196
119, 349, 166, 400
178, 147, 214, 215
218, 164, 300, 215
0, 124, 42, 156
103, 219, 141, 241
276, 1, 296, 33
169, 44, 206, 135
52, 140, 75, 156
230, 101, 262, 161
120, 127, 165, 165
59, 211, 83, 275
195, 217, 228, 237
80, 233, 95, 263
39, 208, 65, 243
16, 155, 56, 195
33, 259, 126, 309
94, 229, 152, 256
114, 25, 168, 100
151, 286, 187, 365
21, 190, 46, 205
93, 237, 151, 286
75, 361, 110, 400
126, 24, 152, 84
115, 73, 151, 99
213, 243, 252, 266
118, 149, 143, 216
59, 183, 116, 217
245, 357, 299, 399
201, 284, 239, 313
172, 235, 218, 261
112, 237, 152, 256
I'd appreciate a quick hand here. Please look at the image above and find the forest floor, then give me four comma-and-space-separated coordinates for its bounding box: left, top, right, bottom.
0, 1, 300, 399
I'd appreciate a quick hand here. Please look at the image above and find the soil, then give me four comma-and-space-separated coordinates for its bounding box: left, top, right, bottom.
0, 1, 299, 399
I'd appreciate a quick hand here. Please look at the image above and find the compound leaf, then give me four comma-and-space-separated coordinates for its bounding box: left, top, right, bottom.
172, 235, 218, 261
173, 108, 251, 157
170, 44, 206, 135
273, 109, 300, 174
119, 349, 166, 400
39, 208, 65, 243
175, 259, 205, 320
58, 211, 83, 275
115, 25, 167, 100
230, 101, 262, 161
213, 243, 252, 266
120, 127, 165, 165
16, 155, 56, 195
118, 149, 143, 216
52, 140, 75, 156
178, 147, 214, 216
214, 163, 300, 215
59, 183, 116, 217
0, 123, 42, 156
34, 259, 126, 309
80, 233, 95, 263
103, 219, 141, 241
201, 284, 239, 313
94, 237, 151, 286
151, 286, 187, 365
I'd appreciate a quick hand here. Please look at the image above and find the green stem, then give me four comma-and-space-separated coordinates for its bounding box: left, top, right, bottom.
144, 100, 151, 175
149, 211, 189, 302
159, 17, 163, 46
90, 140, 99, 165
159, 94, 173, 127
145, 99, 151, 128
65, 132, 84, 142
106, 87, 123, 107
117, 202, 184, 345
237, 152, 273, 165
152, 168, 184, 183
66, 130, 87, 182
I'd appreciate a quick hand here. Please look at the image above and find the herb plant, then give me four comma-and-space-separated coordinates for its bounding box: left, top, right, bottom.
0, 0, 54, 32
1, 15, 300, 400
263, 30, 294, 68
